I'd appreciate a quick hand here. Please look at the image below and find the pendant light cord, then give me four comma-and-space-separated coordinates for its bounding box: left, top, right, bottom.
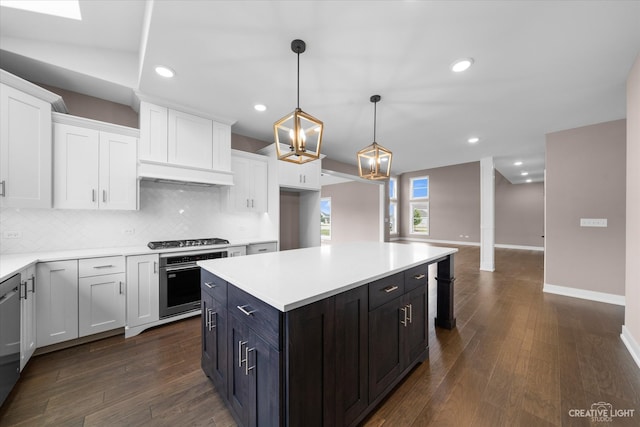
297, 51, 300, 109
373, 100, 377, 142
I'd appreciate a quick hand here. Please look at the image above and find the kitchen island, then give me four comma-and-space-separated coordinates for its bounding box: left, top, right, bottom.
198, 242, 457, 427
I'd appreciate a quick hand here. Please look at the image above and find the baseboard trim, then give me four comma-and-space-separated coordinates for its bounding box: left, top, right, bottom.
543, 283, 625, 306
398, 238, 481, 247
621, 326, 640, 370
495, 243, 544, 251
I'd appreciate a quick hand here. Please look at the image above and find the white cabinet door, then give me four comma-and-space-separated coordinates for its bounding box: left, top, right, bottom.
36, 260, 78, 347
126, 254, 160, 328
54, 123, 100, 209
168, 109, 213, 169
0, 83, 52, 208
139, 102, 168, 162
20, 265, 36, 371
99, 131, 137, 210
78, 273, 125, 337
230, 154, 268, 212
278, 159, 321, 190
227, 246, 247, 257
212, 120, 231, 172
54, 123, 137, 210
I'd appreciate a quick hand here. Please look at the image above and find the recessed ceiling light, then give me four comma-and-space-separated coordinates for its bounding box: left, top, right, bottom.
514, 161, 523, 166
521, 171, 529, 176
526, 179, 532, 183
254, 104, 267, 112
0, 0, 82, 20
451, 58, 474, 73
155, 66, 175, 78
468, 137, 480, 144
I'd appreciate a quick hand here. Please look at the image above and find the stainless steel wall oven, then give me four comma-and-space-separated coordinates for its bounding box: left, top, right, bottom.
159, 249, 227, 318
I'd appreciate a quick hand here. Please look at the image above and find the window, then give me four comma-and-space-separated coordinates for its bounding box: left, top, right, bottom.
389, 177, 397, 234
321, 197, 331, 240
410, 176, 429, 235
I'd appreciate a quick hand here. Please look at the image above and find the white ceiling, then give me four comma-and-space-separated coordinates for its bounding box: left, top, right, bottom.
1, 1, 639, 184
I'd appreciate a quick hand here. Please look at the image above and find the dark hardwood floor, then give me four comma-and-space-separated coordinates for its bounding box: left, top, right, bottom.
1, 245, 638, 426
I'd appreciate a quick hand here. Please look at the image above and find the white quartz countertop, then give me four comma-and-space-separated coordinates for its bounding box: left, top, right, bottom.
0, 239, 276, 282
197, 242, 457, 312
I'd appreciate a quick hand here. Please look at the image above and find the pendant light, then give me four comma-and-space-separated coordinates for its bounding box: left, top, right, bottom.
357, 95, 392, 180
273, 39, 324, 164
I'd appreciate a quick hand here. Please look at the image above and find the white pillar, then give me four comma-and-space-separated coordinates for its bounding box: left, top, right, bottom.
480, 157, 495, 272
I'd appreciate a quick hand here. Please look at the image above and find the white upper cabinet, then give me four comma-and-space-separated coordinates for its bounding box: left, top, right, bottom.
139, 102, 168, 162
168, 109, 214, 169
138, 101, 233, 185
278, 159, 321, 190
229, 151, 268, 213
0, 83, 52, 208
53, 117, 138, 210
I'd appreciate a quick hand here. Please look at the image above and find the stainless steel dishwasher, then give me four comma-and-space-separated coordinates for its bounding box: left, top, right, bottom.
0, 273, 21, 407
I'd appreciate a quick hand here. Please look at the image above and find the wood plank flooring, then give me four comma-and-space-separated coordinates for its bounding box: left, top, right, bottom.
1, 245, 639, 426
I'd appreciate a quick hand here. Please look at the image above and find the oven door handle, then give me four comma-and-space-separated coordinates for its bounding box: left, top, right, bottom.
163, 264, 198, 272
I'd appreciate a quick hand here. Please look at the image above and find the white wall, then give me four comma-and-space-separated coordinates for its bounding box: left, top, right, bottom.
0, 180, 277, 253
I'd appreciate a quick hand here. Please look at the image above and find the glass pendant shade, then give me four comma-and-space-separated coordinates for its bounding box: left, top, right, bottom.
357, 142, 392, 180
274, 108, 324, 164
358, 94, 392, 180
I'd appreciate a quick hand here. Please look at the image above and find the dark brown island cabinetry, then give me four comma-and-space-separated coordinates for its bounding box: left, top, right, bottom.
201, 257, 452, 427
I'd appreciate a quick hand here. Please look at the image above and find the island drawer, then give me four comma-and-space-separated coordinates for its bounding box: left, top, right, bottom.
369, 272, 405, 310
404, 264, 428, 292
228, 284, 282, 349
201, 270, 227, 305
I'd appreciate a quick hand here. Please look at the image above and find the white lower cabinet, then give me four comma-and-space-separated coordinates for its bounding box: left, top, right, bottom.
227, 246, 247, 257
78, 257, 125, 337
125, 254, 160, 328
247, 242, 278, 255
19, 265, 36, 371
36, 260, 79, 347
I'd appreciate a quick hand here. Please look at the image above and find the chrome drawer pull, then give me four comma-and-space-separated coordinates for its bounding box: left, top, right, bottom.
406, 304, 413, 324
204, 282, 216, 289
258, 248, 267, 252
400, 306, 408, 327
237, 304, 256, 316
0, 180, 5, 197
413, 274, 426, 280
93, 264, 114, 269
207, 309, 217, 331
383, 285, 399, 293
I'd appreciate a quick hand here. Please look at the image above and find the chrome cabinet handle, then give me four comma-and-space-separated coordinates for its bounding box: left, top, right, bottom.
207, 309, 217, 331
102, 190, 107, 203
93, 264, 114, 269
251, 199, 254, 208
92, 189, 96, 202
153, 261, 158, 274
20, 281, 27, 300
406, 304, 412, 324
204, 282, 216, 289
246, 199, 249, 208
0, 180, 5, 197
238, 340, 248, 367
258, 248, 267, 252
29, 275, 35, 293
383, 285, 399, 293
245, 346, 255, 375
413, 274, 426, 280
119, 281, 124, 295
400, 306, 407, 327
237, 304, 256, 316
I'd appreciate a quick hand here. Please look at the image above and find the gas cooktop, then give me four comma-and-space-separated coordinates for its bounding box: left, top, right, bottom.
147, 238, 230, 250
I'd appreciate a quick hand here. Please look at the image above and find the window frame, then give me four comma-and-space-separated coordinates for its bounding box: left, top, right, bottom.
320, 197, 331, 240
389, 177, 398, 235
409, 176, 429, 235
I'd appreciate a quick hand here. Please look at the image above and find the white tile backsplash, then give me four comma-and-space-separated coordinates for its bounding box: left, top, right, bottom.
0, 181, 276, 254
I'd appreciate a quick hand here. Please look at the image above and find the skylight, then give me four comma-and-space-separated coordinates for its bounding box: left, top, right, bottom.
0, 0, 82, 20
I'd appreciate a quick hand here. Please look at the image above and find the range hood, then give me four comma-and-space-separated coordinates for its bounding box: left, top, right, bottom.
138, 160, 234, 187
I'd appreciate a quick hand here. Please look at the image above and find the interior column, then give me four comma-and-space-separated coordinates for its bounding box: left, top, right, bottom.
480, 157, 495, 271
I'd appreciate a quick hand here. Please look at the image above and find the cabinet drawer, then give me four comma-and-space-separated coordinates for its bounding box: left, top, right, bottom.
368, 272, 404, 311
228, 284, 282, 349
247, 242, 277, 255
404, 264, 428, 292
201, 269, 228, 305
79, 256, 125, 277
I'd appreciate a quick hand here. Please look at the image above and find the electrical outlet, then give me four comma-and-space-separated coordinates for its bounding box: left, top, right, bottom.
3, 231, 22, 239
123, 228, 135, 235
580, 218, 607, 227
